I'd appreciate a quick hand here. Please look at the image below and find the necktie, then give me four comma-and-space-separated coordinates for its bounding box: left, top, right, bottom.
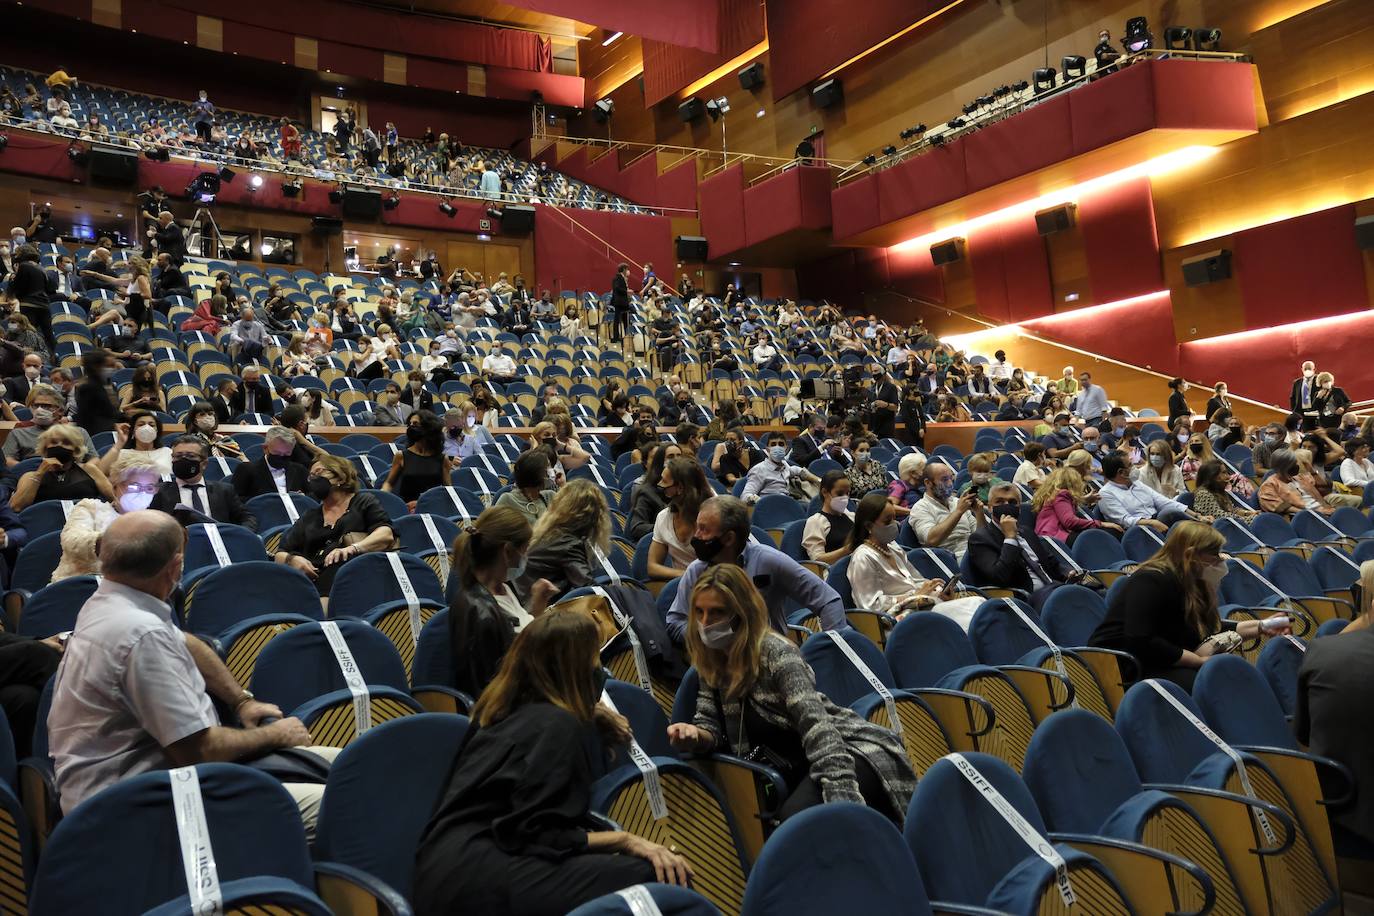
187, 484, 208, 515
1019, 540, 1052, 588
1302, 381, 1310, 409
246, 388, 256, 414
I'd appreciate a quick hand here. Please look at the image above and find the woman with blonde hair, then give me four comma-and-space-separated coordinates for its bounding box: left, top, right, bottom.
11, 424, 112, 511
51, 450, 162, 581
281, 334, 314, 377
516, 479, 612, 600
666, 564, 916, 824
1089, 521, 1286, 689
886, 451, 927, 518
415, 611, 690, 916
550, 413, 592, 471
1032, 466, 1120, 543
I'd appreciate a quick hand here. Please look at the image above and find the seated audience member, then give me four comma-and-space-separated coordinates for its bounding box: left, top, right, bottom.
1296, 447, 1361, 508
444, 403, 495, 460
625, 442, 680, 543
1135, 439, 1184, 499
74, 348, 121, 436
446, 506, 559, 698
1296, 561, 1374, 845
958, 451, 998, 503
119, 363, 165, 414
1179, 431, 1254, 500
0, 623, 60, 756
788, 413, 831, 468
1089, 521, 1285, 690
149, 435, 257, 529
1191, 459, 1258, 523
741, 432, 819, 502
886, 452, 927, 516
185, 400, 245, 460
1258, 448, 1336, 517
710, 427, 761, 486
1032, 466, 1120, 543
968, 484, 1083, 609
668, 564, 916, 824
4, 383, 94, 466
515, 479, 612, 600
229, 307, 268, 363
844, 437, 891, 499
493, 450, 555, 527
232, 426, 307, 499
10, 423, 112, 511
480, 345, 520, 384
1340, 438, 1374, 489
232, 365, 274, 417
4, 351, 43, 404
847, 492, 983, 629
1250, 422, 1287, 473
1039, 413, 1080, 459
666, 495, 845, 643
1012, 442, 1049, 490
803, 471, 855, 564
52, 451, 164, 582
416, 611, 690, 916
1097, 453, 1201, 533
611, 405, 657, 460
98, 410, 171, 478
275, 455, 396, 596
549, 414, 592, 472
399, 372, 435, 413
48, 511, 337, 832
910, 462, 983, 559
648, 458, 711, 579
383, 410, 452, 509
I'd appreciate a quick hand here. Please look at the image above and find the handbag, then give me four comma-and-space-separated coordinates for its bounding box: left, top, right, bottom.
550, 592, 626, 647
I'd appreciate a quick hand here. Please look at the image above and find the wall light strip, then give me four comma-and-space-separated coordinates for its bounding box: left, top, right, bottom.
891, 146, 1220, 253
818, 0, 969, 82
601, 31, 624, 47
1183, 308, 1374, 345
937, 290, 1172, 350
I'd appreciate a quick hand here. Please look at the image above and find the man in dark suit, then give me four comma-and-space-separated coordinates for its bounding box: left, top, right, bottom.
3, 352, 44, 404
229, 365, 273, 418
152, 435, 257, 531
232, 426, 307, 500
966, 483, 1083, 610
398, 371, 435, 413
609, 262, 630, 340
1290, 360, 1319, 431
152, 253, 192, 301
152, 212, 186, 264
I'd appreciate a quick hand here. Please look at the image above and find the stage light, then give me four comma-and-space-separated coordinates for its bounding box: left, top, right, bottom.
881, 145, 897, 156
383, 193, 400, 210
1164, 27, 1192, 50
993, 85, 1012, 98
1032, 68, 1057, 94
1124, 16, 1153, 53
67, 143, 88, 165
1193, 28, 1221, 51
593, 99, 615, 123
1061, 56, 1086, 80
930, 134, 947, 147
439, 200, 456, 217
260, 242, 273, 257
947, 117, 965, 130
862, 154, 878, 166
976, 95, 994, 108
249, 174, 263, 188
328, 188, 343, 204
218, 166, 236, 183
795, 137, 816, 160
962, 101, 979, 116
143, 147, 170, 162
185, 171, 221, 204
705, 97, 730, 121
281, 179, 302, 198
1012, 80, 1030, 93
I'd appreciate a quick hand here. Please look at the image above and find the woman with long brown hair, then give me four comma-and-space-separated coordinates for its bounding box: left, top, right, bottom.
1088, 521, 1287, 689
667, 564, 916, 823
516, 478, 612, 600
415, 610, 691, 916
647, 456, 711, 579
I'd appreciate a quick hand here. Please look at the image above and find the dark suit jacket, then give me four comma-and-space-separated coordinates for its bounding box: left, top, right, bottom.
230, 381, 273, 418
74, 380, 121, 436
1290, 377, 1315, 414
966, 520, 1073, 593
399, 387, 435, 412
610, 273, 629, 312
232, 458, 307, 501
155, 222, 186, 262
212, 394, 236, 425
3, 375, 34, 405
150, 480, 257, 531
788, 431, 825, 468
1297, 628, 1374, 842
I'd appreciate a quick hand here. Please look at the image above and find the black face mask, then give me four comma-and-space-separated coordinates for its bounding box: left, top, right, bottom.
990, 503, 1020, 521
306, 475, 333, 500
46, 445, 73, 465
406, 426, 422, 443
265, 453, 290, 470
691, 534, 726, 563
172, 456, 202, 481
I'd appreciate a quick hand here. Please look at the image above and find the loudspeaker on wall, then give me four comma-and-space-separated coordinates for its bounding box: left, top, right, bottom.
930, 238, 965, 266
676, 236, 709, 260
1035, 203, 1076, 235
738, 62, 765, 91
812, 79, 843, 108
1356, 214, 1374, 250
89, 147, 140, 186
500, 205, 536, 232
1181, 249, 1232, 286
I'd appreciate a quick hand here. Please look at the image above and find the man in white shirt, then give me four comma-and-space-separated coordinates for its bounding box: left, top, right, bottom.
481, 347, 519, 383
910, 461, 984, 559
751, 336, 782, 373
987, 349, 1013, 382
1096, 453, 1202, 532
1072, 370, 1110, 422
741, 432, 819, 503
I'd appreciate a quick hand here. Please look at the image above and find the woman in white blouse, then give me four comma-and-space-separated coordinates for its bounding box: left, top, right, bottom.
1340, 437, 1374, 488
647, 457, 711, 579
52, 451, 164, 582
846, 492, 983, 630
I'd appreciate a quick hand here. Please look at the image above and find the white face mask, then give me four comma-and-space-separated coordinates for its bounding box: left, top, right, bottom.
1200, 560, 1227, 593
698, 619, 736, 650
119, 489, 155, 513
1303, 369, 1314, 379
828, 495, 848, 514
31, 407, 54, 427
23, 366, 39, 380
196, 416, 216, 432
133, 424, 158, 444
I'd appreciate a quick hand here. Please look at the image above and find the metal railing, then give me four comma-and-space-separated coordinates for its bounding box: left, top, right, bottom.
532, 132, 859, 183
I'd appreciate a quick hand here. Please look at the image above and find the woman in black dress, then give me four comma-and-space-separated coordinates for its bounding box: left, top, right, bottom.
415, 610, 691, 916
1313, 371, 1351, 431
383, 410, 451, 510
274, 454, 396, 596
9, 424, 114, 511
1166, 377, 1192, 429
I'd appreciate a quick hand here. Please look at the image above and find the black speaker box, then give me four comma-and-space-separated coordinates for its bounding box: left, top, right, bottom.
341, 188, 382, 220
500, 204, 536, 232
676, 236, 708, 260
812, 78, 844, 108
679, 97, 704, 122
312, 216, 343, 234
738, 62, 765, 91
1356, 215, 1374, 250
930, 238, 965, 266
1035, 203, 1076, 235
89, 146, 140, 186
1181, 249, 1232, 286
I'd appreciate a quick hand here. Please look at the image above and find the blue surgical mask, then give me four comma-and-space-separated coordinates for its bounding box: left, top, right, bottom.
769, 445, 786, 463
1149, 454, 1165, 468
1083, 440, 1099, 453
933, 481, 954, 501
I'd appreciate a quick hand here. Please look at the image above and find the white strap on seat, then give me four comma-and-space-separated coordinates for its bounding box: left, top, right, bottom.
467, 470, 492, 496
385, 552, 424, 645
203, 524, 231, 568
591, 585, 650, 692
1285, 634, 1307, 653
419, 514, 452, 581
590, 544, 622, 585
601, 690, 668, 820
320, 621, 371, 736
946, 752, 1075, 907
214, 455, 230, 477
825, 631, 904, 741
1229, 521, 1268, 550
616, 886, 666, 916
922, 549, 957, 580
1144, 679, 1277, 845
444, 485, 471, 520
1040, 536, 1084, 573
1001, 599, 1076, 709
1306, 511, 1350, 542
277, 491, 299, 523
1233, 560, 1289, 602
59, 499, 73, 519
169, 765, 224, 916
1326, 548, 1362, 572
1139, 525, 1166, 547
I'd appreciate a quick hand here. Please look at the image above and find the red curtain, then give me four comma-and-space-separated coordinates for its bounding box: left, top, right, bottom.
499, 0, 720, 53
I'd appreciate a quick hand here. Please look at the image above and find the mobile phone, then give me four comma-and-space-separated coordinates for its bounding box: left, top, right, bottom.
1260, 615, 1290, 633
57, 631, 72, 646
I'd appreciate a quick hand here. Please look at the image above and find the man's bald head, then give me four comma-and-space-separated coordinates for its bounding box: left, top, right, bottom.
100, 511, 184, 589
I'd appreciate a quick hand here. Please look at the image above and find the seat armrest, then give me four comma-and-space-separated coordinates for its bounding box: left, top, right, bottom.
1142, 782, 1296, 856
313, 861, 413, 916
410, 684, 473, 715
1049, 832, 1215, 916
1232, 744, 1356, 808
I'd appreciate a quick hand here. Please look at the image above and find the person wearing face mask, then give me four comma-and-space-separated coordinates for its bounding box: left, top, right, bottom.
1039, 412, 1080, 459
51, 451, 162, 582
4, 385, 86, 465
788, 413, 832, 468
804, 471, 856, 564
1290, 361, 1320, 431
668, 563, 916, 825
232, 426, 308, 499
956, 451, 998, 504
970, 484, 1092, 610
741, 432, 820, 503
3, 352, 44, 405
444, 505, 560, 697
885, 452, 928, 518
665, 495, 845, 644
846, 492, 984, 628
118, 363, 165, 414
911, 462, 984, 560
276, 455, 396, 596
867, 366, 901, 439
1311, 371, 1350, 431
399, 370, 435, 412
1166, 378, 1192, 430
647, 458, 712, 579
98, 410, 171, 478
494, 450, 556, 527
371, 382, 408, 427
1089, 522, 1286, 690
844, 436, 891, 500
711, 428, 761, 486
149, 436, 256, 530
11, 424, 112, 511
383, 410, 452, 510
1191, 460, 1258, 523
624, 442, 679, 544
1134, 439, 1184, 499
444, 403, 495, 460
1097, 453, 1205, 534
184, 401, 245, 460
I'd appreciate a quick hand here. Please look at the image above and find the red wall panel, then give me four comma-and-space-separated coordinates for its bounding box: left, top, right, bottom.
969, 218, 1051, 324
585, 151, 629, 201
481, 69, 584, 109
318, 41, 385, 83
1233, 204, 1368, 329
499, 0, 721, 53
607, 213, 675, 288
1078, 177, 1164, 304
222, 19, 294, 67
1023, 292, 1180, 376
963, 95, 1074, 193
886, 245, 945, 304
698, 165, 747, 258
832, 176, 879, 241
742, 166, 833, 247
123, 3, 197, 43
877, 141, 967, 227
534, 206, 672, 296
655, 159, 699, 212
641, 0, 764, 105
619, 155, 662, 209
1151, 59, 1258, 132
1068, 62, 1156, 154
969, 223, 1012, 325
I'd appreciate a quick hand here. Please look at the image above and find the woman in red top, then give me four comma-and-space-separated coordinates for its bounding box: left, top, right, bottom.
279, 117, 301, 161
180, 293, 227, 335
1032, 466, 1122, 543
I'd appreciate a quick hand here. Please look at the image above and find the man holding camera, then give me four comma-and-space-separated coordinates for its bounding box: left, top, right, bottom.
910, 461, 985, 559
